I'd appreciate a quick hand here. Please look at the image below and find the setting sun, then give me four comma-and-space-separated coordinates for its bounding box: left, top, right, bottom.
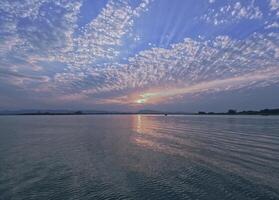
136, 99, 146, 104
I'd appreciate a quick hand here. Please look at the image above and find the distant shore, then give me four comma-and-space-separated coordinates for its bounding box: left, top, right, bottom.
0, 108, 279, 116
197, 108, 279, 116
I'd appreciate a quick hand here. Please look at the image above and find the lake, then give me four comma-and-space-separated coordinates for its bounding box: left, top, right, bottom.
0, 115, 279, 200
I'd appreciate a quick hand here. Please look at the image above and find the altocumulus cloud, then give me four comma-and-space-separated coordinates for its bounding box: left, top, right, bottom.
0, 0, 279, 109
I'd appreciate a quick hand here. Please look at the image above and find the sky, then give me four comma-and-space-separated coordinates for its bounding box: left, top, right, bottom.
0, 0, 279, 112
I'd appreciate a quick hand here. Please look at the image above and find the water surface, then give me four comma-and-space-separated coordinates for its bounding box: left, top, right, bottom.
0, 115, 279, 199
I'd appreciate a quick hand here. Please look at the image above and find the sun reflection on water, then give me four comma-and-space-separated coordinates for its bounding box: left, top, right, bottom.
131, 115, 189, 155
132, 115, 159, 149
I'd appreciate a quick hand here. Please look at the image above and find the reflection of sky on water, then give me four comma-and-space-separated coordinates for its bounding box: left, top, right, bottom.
1, 115, 279, 199
132, 115, 190, 154
130, 115, 279, 188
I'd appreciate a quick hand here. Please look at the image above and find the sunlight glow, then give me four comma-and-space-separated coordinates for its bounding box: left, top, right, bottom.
133, 69, 279, 104
136, 99, 146, 104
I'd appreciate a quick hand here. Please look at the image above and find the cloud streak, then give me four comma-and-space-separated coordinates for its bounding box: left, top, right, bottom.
135, 68, 279, 104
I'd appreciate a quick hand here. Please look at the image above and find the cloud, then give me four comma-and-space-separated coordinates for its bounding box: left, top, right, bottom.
0, 67, 50, 89
0, 0, 279, 108
270, 0, 279, 15
0, 0, 83, 90
0, 0, 82, 52
135, 68, 279, 104
48, 31, 279, 105
0, 68, 48, 81
265, 22, 279, 29
0, 0, 152, 88
53, 0, 152, 67
270, 0, 279, 10
201, 1, 263, 25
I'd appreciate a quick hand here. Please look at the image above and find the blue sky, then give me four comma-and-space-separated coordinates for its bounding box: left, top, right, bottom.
0, 0, 279, 111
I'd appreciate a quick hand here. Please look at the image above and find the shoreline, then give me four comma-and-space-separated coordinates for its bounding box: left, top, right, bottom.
0, 113, 278, 116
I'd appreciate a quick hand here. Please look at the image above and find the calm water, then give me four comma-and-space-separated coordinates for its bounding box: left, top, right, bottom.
0, 115, 279, 200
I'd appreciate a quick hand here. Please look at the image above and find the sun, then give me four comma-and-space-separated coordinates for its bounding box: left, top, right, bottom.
136, 99, 146, 104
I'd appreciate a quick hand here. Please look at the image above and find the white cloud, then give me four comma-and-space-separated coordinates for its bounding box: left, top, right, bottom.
201, 1, 263, 25
50, 0, 152, 68
265, 22, 279, 29
270, 0, 279, 15
270, 0, 279, 10
47, 32, 279, 105
0, 0, 152, 90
